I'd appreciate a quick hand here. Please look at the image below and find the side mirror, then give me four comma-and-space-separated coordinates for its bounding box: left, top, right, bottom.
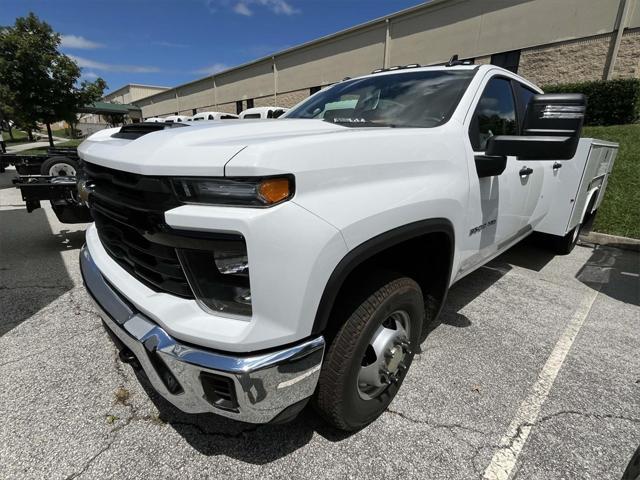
486, 93, 586, 160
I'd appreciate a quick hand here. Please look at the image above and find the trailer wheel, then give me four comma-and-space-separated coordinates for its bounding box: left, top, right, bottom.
40, 156, 79, 177
314, 273, 424, 431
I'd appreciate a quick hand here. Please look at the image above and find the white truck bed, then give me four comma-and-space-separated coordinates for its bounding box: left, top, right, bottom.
535, 138, 619, 237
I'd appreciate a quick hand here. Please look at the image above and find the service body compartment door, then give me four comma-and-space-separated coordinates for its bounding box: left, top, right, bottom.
534, 139, 618, 237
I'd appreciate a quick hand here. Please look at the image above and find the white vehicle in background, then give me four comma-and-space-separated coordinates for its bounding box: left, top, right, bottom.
239, 107, 288, 119
163, 115, 189, 123
144, 117, 165, 123
79, 62, 618, 431
189, 111, 239, 121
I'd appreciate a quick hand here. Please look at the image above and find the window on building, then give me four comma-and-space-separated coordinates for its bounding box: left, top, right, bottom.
490, 50, 520, 73
236, 101, 243, 114
469, 77, 517, 151
309, 86, 322, 95
192, 109, 197, 115
246, 98, 255, 109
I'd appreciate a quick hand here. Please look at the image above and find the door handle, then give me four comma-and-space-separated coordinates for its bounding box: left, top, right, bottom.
519, 167, 533, 176
553, 162, 562, 170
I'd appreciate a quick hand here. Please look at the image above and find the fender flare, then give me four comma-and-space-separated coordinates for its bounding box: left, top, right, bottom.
311, 218, 455, 335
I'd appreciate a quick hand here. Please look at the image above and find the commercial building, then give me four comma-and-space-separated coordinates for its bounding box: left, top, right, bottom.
79, 84, 169, 128
134, 0, 640, 119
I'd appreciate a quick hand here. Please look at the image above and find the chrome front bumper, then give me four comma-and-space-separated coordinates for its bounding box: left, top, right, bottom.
80, 245, 325, 424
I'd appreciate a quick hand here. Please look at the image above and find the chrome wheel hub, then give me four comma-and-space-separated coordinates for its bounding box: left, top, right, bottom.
357, 310, 411, 400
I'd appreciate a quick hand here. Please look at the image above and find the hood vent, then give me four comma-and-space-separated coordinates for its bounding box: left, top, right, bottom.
111, 121, 188, 140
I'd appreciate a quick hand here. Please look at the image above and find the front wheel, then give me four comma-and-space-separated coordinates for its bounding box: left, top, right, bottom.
314, 274, 424, 431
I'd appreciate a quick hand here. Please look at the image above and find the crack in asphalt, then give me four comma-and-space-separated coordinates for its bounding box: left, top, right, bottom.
473, 409, 640, 480
387, 407, 640, 480
385, 408, 486, 435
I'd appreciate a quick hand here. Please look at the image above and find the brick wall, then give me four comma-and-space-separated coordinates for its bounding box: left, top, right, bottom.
518, 34, 613, 86
613, 29, 640, 79
216, 102, 239, 115
275, 89, 310, 108
254, 95, 277, 107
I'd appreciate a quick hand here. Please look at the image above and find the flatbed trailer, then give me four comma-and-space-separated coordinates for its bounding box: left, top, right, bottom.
0, 146, 79, 175
12, 175, 91, 223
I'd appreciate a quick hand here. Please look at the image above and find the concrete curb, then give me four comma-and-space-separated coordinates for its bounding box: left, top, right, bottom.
579, 231, 640, 252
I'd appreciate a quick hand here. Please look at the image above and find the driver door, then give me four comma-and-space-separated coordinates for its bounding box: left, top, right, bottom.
458, 75, 531, 277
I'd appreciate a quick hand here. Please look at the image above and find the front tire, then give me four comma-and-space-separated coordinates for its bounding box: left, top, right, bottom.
314, 274, 424, 431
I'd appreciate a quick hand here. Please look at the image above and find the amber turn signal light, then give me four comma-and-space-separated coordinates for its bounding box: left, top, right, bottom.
258, 178, 292, 205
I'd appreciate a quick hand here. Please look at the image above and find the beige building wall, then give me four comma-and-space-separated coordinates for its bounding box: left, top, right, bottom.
134, 0, 640, 118
216, 60, 274, 104
277, 24, 386, 92
176, 78, 215, 113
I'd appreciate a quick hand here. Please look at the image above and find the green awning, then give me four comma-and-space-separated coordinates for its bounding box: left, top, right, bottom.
77, 101, 141, 114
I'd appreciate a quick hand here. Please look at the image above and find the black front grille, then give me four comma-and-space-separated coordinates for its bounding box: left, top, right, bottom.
85, 162, 194, 298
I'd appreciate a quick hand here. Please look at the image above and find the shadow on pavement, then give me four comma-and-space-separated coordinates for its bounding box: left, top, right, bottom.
133, 369, 346, 462
0, 208, 77, 336
576, 243, 640, 307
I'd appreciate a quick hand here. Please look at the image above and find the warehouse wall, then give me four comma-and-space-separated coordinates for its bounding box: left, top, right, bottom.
518, 34, 614, 85
135, 0, 640, 118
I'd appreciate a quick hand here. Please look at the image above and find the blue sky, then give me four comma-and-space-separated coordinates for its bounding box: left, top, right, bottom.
1, 0, 424, 94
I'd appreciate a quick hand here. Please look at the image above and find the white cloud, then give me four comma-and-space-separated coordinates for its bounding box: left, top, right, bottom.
82, 71, 99, 80
233, 2, 253, 15
70, 55, 161, 73
207, 0, 299, 16
192, 63, 229, 75
61, 34, 104, 50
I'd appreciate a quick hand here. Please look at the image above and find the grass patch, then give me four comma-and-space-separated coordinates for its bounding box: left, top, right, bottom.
51, 128, 71, 139
583, 124, 640, 239
2, 129, 30, 144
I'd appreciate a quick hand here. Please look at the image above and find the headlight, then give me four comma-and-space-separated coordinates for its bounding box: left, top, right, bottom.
177, 240, 252, 317
172, 176, 294, 207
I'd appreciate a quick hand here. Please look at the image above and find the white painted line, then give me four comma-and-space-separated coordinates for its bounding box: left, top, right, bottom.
483, 287, 600, 480
620, 271, 639, 278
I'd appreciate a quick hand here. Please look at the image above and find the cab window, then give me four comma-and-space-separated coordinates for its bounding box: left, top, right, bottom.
469, 77, 517, 151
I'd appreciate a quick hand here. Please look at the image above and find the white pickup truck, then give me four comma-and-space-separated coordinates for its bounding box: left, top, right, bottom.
78, 64, 618, 431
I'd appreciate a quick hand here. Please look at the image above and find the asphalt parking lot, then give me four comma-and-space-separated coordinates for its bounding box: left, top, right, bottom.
1, 167, 638, 480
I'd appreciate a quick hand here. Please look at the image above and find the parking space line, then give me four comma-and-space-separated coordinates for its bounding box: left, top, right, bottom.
482, 287, 600, 480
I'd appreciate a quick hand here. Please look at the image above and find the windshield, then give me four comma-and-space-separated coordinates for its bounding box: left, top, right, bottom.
286, 70, 475, 128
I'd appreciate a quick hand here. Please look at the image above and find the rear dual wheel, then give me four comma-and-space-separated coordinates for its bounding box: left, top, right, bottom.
314, 273, 424, 431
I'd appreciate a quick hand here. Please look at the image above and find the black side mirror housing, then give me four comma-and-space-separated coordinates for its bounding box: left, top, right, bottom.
486, 93, 586, 160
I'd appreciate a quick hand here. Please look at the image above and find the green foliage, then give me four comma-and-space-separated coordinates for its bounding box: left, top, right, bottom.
0, 13, 107, 142
583, 124, 640, 239
543, 79, 640, 126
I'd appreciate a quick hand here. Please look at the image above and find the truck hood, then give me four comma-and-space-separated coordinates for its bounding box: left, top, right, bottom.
77, 119, 347, 176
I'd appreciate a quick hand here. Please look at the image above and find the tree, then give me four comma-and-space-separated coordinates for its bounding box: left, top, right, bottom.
0, 13, 107, 146
102, 100, 127, 127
